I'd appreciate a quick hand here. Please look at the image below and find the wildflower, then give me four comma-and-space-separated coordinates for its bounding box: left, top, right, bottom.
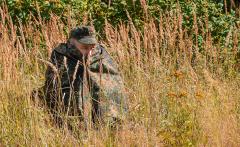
167, 92, 177, 98
173, 70, 184, 79
195, 91, 204, 100
179, 91, 188, 98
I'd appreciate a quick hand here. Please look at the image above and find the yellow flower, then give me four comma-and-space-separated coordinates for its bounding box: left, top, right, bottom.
173, 70, 184, 79
179, 91, 188, 98
195, 91, 204, 100
167, 92, 177, 98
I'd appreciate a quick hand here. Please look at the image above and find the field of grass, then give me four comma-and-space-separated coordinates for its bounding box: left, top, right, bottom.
0, 4, 240, 146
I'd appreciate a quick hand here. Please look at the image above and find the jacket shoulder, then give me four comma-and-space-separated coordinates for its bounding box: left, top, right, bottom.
96, 44, 112, 58
53, 43, 68, 56
48, 43, 69, 65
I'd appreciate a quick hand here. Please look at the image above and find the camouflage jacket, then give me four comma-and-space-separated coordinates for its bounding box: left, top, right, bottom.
43, 42, 127, 125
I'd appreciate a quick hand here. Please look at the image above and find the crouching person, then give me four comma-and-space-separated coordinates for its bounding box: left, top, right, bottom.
40, 26, 128, 129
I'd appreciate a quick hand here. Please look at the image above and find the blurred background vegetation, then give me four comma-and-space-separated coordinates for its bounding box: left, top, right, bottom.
3, 0, 240, 37
3, 0, 240, 58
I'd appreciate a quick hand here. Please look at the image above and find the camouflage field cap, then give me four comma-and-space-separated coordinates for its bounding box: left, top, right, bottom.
70, 26, 97, 44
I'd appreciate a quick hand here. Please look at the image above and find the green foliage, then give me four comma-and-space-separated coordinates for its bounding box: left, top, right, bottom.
5, 0, 71, 22
3, 0, 239, 44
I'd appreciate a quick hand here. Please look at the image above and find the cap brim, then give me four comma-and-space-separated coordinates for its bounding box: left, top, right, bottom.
78, 36, 97, 44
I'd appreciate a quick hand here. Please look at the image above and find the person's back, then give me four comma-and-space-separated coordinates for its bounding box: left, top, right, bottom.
42, 26, 128, 128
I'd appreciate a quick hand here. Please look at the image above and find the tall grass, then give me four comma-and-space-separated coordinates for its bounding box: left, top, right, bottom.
0, 3, 240, 146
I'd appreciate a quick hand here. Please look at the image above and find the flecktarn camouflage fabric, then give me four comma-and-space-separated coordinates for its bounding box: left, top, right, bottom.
42, 43, 128, 127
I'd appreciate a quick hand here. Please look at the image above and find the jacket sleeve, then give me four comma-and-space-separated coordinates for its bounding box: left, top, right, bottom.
43, 50, 64, 110
89, 45, 128, 125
